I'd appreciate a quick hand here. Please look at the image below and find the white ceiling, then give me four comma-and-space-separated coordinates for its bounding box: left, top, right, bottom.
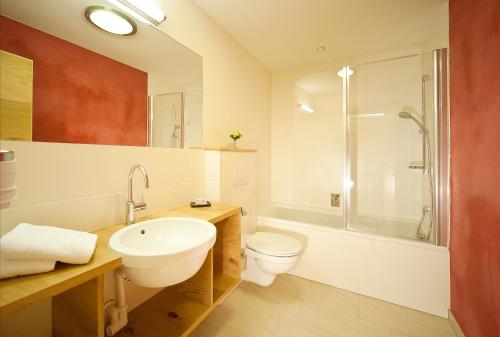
296, 70, 339, 95
194, 0, 448, 72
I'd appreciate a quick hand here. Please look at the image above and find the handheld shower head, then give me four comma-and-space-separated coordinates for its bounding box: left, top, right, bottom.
398, 111, 426, 132
398, 111, 412, 119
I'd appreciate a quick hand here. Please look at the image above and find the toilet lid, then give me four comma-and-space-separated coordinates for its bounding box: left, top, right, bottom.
246, 232, 302, 257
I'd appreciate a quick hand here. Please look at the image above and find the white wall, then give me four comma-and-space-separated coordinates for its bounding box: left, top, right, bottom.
204, 150, 258, 235
0, 141, 204, 234
157, 0, 271, 212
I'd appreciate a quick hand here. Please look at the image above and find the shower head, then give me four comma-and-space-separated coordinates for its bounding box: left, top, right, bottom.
398, 111, 412, 119
398, 111, 426, 132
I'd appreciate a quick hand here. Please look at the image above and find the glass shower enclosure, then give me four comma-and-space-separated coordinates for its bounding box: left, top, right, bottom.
291, 49, 449, 245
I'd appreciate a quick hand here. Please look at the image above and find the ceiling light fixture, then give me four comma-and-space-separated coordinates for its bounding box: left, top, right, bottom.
108, 0, 166, 26
337, 67, 354, 78
298, 104, 315, 114
85, 6, 136, 36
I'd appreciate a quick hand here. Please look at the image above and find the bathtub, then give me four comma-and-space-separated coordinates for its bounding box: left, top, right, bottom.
258, 206, 450, 317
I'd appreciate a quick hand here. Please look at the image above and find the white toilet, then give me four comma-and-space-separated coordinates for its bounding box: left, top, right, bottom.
241, 231, 303, 286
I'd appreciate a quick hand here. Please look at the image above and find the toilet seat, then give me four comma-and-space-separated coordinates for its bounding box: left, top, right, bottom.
246, 232, 302, 257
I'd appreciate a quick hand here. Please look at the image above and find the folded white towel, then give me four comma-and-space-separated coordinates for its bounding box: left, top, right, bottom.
0, 223, 98, 264
0, 259, 56, 279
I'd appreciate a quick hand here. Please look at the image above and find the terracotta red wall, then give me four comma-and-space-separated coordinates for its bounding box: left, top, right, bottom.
0, 16, 148, 146
449, 0, 500, 336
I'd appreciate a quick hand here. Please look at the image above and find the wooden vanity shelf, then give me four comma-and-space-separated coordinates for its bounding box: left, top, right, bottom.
0, 203, 241, 337
0, 227, 122, 337
114, 203, 242, 337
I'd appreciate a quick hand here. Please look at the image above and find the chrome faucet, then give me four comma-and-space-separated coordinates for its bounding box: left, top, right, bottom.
126, 164, 150, 225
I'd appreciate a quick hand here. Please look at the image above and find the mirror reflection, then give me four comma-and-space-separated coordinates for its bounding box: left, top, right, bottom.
0, 0, 202, 148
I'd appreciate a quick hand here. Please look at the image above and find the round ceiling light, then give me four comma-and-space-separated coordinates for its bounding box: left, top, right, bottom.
337, 68, 354, 78
85, 6, 136, 36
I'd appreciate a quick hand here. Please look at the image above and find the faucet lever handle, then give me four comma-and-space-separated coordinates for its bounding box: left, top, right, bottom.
134, 195, 147, 211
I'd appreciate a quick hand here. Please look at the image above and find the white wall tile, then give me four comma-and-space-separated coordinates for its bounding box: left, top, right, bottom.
0, 141, 204, 234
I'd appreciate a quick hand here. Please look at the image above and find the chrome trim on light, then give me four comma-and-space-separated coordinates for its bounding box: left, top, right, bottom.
113, 0, 166, 26
85, 6, 137, 36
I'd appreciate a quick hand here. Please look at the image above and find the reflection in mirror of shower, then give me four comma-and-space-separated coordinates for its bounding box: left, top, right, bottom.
169, 104, 181, 148
150, 93, 183, 148
398, 73, 434, 241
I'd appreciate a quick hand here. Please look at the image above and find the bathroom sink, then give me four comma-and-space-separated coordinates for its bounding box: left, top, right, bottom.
109, 217, 216, 287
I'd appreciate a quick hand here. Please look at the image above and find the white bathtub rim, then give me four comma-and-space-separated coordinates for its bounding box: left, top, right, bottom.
258, 215, 449, 253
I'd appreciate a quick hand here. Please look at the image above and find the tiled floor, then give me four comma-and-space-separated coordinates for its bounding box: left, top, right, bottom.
191, 274, 457, 337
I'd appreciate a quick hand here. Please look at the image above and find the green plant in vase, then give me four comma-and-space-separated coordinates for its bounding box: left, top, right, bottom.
229, 130, 242, 148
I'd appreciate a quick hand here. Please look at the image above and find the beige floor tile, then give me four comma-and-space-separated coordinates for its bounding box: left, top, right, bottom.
227, 279, 304, 321
198, 298, 322, 337
390, 329, 420, 337
296, 300, 390, 337
358, 296, 456, 337
273, 274, 358, 317
191, 274, 455, 337
190, 319, 234, 337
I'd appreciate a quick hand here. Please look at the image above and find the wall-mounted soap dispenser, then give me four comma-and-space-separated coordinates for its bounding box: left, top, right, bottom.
0, 150, 16, 209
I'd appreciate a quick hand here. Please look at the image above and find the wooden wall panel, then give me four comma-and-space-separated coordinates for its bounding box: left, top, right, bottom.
0, 50, 32, 141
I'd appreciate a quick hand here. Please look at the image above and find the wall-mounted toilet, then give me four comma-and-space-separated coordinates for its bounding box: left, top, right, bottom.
241, 232, 303, 286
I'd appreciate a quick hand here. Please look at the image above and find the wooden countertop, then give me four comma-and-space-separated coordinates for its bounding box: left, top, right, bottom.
0, 203, 240, 316
167, 203, 241, 224
0, 229, 122, 316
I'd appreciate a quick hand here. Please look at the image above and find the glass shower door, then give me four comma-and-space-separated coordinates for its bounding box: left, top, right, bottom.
343, 55, 435, 243
290, 70, 345, 229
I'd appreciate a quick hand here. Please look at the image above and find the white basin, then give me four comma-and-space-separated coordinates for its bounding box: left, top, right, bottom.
109, 217, 216, 287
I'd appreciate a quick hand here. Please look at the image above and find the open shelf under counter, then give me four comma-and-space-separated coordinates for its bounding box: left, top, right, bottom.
115, 287, 212, 337
213, 274, 240, 304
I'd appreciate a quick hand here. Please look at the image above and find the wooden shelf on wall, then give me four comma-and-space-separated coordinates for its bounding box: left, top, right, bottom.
190, 146, 257, 153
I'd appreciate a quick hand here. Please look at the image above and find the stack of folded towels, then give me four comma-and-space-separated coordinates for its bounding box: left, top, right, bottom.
0, 223, 98, 279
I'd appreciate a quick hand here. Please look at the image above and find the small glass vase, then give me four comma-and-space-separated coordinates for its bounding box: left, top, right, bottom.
231, 139, 237, 148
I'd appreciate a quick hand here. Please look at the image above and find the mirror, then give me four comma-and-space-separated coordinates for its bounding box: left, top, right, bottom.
0, 0, 202, 148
